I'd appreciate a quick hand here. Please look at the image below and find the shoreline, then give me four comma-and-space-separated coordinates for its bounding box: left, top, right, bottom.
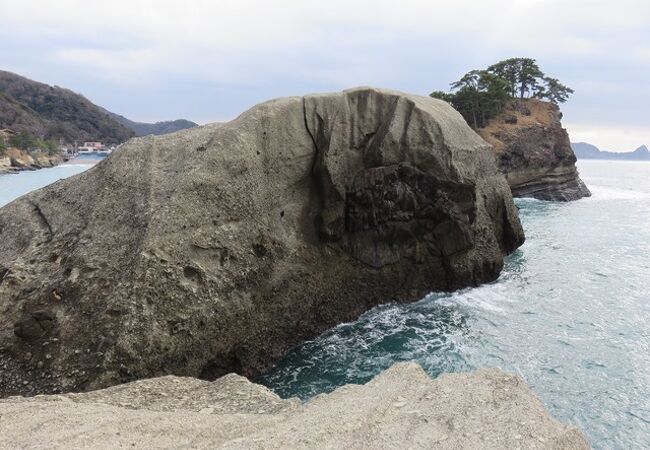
0, 161, 96, 208
0, 148, 64, 175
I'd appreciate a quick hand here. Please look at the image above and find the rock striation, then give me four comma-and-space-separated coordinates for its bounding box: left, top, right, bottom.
0, 363, 590, 449
0, 87, 524, 397
477, 99, 590, 201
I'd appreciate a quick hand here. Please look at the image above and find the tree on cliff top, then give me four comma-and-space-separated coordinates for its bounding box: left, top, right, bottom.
431, 58, 574, 129
540, 76, 574, 104
487, 58, 545, 99
432, 70, 510, 128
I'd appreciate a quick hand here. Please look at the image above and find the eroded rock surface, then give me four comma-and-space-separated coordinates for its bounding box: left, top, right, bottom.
478, 99, 591, 201
0, 363, 590, 449
0, 87, 524, 396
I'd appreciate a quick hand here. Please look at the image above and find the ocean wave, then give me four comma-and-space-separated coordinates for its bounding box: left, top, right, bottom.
584, 184, 650, 200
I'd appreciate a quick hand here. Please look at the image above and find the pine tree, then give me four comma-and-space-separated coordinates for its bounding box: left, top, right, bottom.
517, 58, 544, 98
431, 57, 574, 128
431, 70, 511, 128
541, 77, 574, 104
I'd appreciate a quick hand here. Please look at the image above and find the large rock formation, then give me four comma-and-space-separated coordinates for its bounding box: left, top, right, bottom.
0, 363, 590, 449
0, 87, 524, 397
477, 99, 591, 201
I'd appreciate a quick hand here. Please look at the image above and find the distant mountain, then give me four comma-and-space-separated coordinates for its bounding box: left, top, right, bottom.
0, 70, 134, 145
107, 112, 197, 136
0, 70, 196, 145
571, 142, 650, 161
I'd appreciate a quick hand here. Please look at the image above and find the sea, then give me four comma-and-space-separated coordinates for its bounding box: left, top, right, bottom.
1, 159, 649, 449
0, 159, 96, 207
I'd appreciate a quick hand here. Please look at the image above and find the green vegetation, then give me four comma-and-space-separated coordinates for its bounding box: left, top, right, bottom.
430, 58, 574, 128
9, 132, 38, 151
0, 137, 6, 156
8, 132, 58, 155
42, 138, 59, 155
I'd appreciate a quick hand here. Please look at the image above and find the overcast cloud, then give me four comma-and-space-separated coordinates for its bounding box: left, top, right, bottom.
1, 0, 648, 150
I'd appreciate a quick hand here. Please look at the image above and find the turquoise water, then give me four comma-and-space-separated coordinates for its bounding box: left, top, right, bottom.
0, 162, 94, 207
2, 160, 649, 448
259, 160, 650, 450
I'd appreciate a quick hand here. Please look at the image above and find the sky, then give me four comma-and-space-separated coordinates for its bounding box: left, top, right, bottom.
1, 0, 649, 151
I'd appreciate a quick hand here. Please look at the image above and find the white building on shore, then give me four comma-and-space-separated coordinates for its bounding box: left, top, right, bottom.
78, 142, 105, 152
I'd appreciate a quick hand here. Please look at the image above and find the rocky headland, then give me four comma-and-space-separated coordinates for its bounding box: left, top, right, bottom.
0, 148, 62, 174
0, 362, 589, 449
0, 87, 524, 397
477, 99, 591, 201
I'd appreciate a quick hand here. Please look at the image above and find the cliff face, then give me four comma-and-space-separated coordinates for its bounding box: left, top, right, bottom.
0, 363, 589, 449
477, 99, 591, 201
0, 87, 524, 397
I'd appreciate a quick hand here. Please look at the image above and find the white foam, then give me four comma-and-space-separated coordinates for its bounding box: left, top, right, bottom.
585, 184, 650, 201
436, 285, 511, 314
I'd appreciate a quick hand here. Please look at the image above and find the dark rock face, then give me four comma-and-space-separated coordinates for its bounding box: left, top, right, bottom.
0, 87, 524, 397
339, 166, 476, 267
478, 99, 591, 201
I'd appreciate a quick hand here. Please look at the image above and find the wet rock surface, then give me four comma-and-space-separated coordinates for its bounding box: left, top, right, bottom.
0, 363, 590, 449
478, 99, 591, 201
0, 87, 524, 396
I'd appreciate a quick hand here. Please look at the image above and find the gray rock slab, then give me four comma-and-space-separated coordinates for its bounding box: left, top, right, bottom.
0, 363, 590, 449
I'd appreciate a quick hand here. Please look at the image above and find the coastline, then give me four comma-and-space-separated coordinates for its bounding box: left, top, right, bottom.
0, 148, 63, 175
0, 162, 96, 208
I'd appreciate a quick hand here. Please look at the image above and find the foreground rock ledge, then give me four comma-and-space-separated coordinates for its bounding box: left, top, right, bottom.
0, 363, 589, 449
0, 87, 524, 396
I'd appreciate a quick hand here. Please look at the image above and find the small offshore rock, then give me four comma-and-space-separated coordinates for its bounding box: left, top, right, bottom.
478, 99, 590, 201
